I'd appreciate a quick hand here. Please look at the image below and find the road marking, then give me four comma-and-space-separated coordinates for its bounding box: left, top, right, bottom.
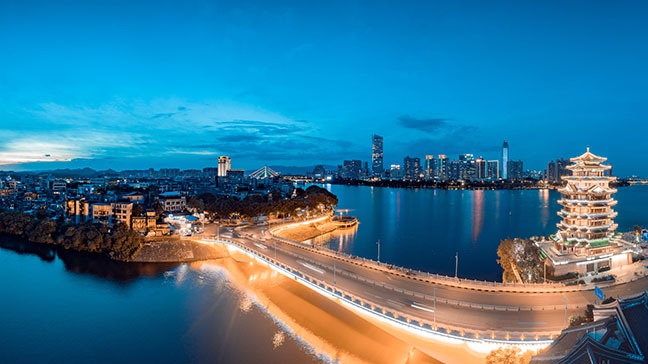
518, 322, 547, 326
411, 302, 435, 313
387, 299, 404, 308
298, 261, 325, 274
254, 243, 268, 250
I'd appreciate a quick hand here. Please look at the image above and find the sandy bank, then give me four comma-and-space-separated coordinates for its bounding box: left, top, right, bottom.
132, 238, 228, 263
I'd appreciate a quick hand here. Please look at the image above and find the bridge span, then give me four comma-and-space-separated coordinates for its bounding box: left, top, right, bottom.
200, 220, 648, 346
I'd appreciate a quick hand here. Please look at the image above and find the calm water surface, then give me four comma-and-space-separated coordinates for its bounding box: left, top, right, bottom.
321, 185, 648, 281
0, 238, 320, 364
1, 186, 646, 363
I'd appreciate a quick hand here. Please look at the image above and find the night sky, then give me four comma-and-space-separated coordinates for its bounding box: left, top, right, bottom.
1, 1, 647, 175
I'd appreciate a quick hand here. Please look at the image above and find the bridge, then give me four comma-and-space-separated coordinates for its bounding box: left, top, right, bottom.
201, 218, 648, 347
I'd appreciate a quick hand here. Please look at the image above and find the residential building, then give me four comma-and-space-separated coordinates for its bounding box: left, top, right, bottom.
507, 160, 524, 181
403, 156, 421, 181
436, 154, 448, 180
218, 156, 231, 177
92, 203, 113, 224
112, 201, 133, 228
487, 160, 499, 179
475, 157, 486, 180
342, 160, 363, 179
157, 192, 187, 212
424, 155, 435, 180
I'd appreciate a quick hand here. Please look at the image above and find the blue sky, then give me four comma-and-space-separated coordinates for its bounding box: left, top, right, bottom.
1, 0, 647, 175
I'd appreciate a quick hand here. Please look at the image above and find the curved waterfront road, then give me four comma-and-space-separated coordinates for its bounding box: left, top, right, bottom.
213, 224, 648, 342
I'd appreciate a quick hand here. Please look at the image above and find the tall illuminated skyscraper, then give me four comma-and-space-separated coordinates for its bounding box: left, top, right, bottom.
371, 134, 384, 177
501, 140, 509, 179
218, 156, 231, 177
436, 154, 448, 180
424, 155, 435, 180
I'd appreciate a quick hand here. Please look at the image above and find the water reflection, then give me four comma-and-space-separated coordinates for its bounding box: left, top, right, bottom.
471, 190, 484, 243
540, 189, 550, 228
311, 224, 359, 252
0, 235, 179, 283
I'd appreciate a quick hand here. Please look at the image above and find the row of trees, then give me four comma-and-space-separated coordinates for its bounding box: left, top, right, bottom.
0, 211, 142, 261
188, 185, 338, 221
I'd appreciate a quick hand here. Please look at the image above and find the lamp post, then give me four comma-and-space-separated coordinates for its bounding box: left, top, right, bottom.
433, 286, 437, 328
455, 252, 459, 278
377, 240, 381, 265
334, 260, 337, 287
563, 296, 568, 327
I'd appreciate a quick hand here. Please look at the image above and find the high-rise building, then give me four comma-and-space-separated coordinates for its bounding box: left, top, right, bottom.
424, 155, 435, 180
436, 154, 448, 180
487, 160, 500, 179
547, 158, 571, 183
501, 140, 509, 179
507, 160, 524, 181
459, 154, 475, 180
389, 164, 402, 179
371, 134, 384, 177
448, 160, 461, 181
218, 156, 231, 177
403, 156, 421, 181
475, 157, 487, 180
555, 148, 618, 256
342, 160, 363, 179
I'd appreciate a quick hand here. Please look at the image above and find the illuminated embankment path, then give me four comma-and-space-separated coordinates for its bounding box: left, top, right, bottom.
200, 222, 648, 345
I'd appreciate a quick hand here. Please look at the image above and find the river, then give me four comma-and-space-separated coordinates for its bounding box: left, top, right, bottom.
1, 185, 646, 363
319, 185, 648, 281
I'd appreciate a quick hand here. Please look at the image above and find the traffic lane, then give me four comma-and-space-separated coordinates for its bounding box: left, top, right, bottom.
241, 236, 594, 310
258, 237, 608, 307
266, 236, 648, 308
234, 237, 578, 333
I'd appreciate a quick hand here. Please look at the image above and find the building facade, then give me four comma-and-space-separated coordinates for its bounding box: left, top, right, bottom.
501, 140, 509, 179
554, 148, 618, 256
218, 156, 231, 177
371, 134, 384, 177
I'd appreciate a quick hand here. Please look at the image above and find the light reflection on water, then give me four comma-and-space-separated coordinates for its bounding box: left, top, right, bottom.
0, 237, 322, 364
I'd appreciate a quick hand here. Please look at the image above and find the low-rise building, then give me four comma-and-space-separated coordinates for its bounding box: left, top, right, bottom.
92, 203, 113, 224
157, 192, 186, 212
112, 202, 133, 228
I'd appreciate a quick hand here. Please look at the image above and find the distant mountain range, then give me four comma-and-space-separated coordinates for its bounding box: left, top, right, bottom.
0, 165, 337, 178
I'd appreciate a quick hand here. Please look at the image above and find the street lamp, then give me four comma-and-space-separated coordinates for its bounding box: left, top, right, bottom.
455, 252, 459, 278
334, 260, 337, 287
433, 286, 437, 328
377, 240, 381, 265
563, 296, 568, 327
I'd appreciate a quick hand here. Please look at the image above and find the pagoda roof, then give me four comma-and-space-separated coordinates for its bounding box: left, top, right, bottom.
570, 147, 608, 163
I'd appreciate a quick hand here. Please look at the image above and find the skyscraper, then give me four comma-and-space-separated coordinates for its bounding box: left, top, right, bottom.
507, 160, 524, 181
424, 155, 435, 180
501, 140, 509, 179
403, 156, 421, 181
218, 156, 231, 177
487, 160, 500, 179
475, 157, 486, 180
371, 134, 384, 177
436, 154, 448, 180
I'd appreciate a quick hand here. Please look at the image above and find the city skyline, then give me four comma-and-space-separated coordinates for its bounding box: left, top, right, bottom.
1, 1, 648, 176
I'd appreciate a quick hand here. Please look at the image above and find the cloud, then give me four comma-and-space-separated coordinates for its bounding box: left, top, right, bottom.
1, 98, 357, 170
398, 115, 454, 133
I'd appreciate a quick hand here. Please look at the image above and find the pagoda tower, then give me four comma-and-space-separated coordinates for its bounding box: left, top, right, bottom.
555, 147, 618, 255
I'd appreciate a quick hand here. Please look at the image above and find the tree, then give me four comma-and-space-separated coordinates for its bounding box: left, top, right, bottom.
486, 346, 533, 364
